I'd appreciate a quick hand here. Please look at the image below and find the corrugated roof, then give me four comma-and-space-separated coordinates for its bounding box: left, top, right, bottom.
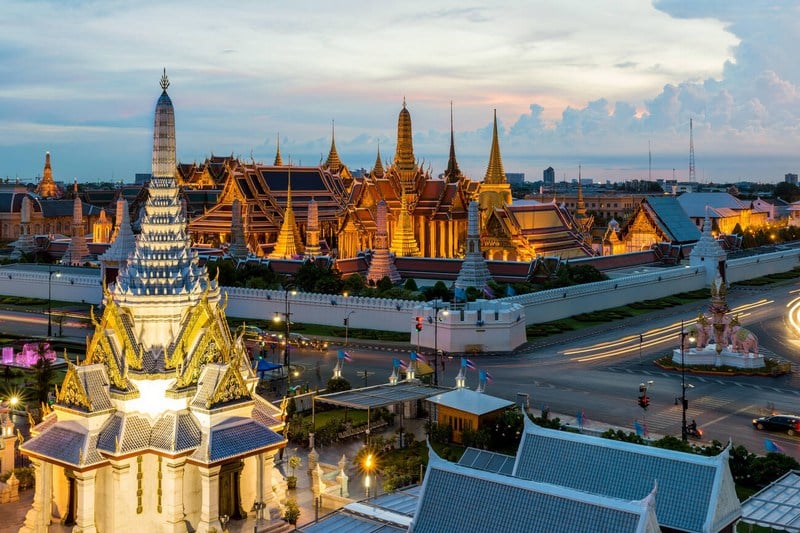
316, 381, 447, 409
741, 470, 800, 531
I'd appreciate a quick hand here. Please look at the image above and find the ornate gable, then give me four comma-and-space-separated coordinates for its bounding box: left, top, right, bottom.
206, 364, 251, 409
57, 363, 93, 412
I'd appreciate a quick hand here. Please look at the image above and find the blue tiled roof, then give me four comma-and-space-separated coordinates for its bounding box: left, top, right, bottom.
645, 196, 701, 243
514, 418, 726, 532
412, 453, 652, 533
192, 417, 284, 464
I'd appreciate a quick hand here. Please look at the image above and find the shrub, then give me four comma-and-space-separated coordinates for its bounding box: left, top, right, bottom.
283, 498, 300, 525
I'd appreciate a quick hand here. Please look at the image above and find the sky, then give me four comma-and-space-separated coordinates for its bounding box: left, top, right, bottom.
1, 0, 798, 184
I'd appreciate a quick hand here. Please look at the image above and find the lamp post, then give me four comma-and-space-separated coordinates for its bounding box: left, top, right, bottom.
274, 288, 296, 392
47, 265, 61, 338
432, 301, 448, 386
344, 310, 355, 346
679, 320, 695, 441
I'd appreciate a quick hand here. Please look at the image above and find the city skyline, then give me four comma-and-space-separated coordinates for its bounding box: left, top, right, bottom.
1, 1, 798, 183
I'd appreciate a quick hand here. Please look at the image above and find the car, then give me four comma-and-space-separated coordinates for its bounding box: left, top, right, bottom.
240, 325, 266, 341
752, 415, 800, 435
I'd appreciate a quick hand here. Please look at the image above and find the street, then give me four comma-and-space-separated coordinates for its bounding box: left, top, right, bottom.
287, 280, 800, 459
3, 281, 800, 459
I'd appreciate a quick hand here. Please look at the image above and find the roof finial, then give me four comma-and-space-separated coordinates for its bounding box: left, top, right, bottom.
160, 68, 170, 92
403, 96, 406, 109
274, 132, 283, 166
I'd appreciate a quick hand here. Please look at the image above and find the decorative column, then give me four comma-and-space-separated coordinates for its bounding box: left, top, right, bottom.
21, 457, 52, 533
163, 459, 188, 532
106, 460, 130, 533
197, 465, 222, 533
73, 469, 98, 533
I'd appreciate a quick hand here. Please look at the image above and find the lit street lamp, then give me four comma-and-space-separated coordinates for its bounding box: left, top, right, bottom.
47, 265, 61, 338
344, 310, 355, 346
273, 287, 297, 392
432, 301, 448, 386
363, 453, 377, 498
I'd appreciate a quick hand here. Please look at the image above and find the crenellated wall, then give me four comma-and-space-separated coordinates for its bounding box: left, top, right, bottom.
0, 247, 798, 338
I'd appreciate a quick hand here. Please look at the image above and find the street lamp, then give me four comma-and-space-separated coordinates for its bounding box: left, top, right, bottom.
344, 310, 356, 346
273, 288, 297, 391
47, 265, 61, 338
363, 453, 377, 498
679, 320, 695, 441
432, 301, 448, 386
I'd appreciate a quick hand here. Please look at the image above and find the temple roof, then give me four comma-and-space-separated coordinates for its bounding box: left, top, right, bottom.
514, 417, 741, 532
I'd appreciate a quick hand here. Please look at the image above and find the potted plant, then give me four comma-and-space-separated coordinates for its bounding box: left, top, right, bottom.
287, 454, 302, 489
284, 498, 300, 526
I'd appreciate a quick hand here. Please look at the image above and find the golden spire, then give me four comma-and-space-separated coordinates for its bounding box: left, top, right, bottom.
389, 188, 421, 257
444, 101, 461, 182
268, 165, 305, 259
394, 99, 416, 172
484, 109, 506, 185
274, 133, 283, 166
36, 151, 59, 198
372, 144, 384, 178
160, 68, 170, 93
324, 120, 342, 173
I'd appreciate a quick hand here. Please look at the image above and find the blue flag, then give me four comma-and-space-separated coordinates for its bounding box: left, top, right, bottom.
506, 285, 516, 297
454, 287, 467, 302
634, 419, 643, 436
765, 438, 784, 454
393, 358, 407, 369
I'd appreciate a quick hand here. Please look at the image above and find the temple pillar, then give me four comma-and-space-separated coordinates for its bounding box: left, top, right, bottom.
163, 459, 189, 532
74, 470, 98, 533
106, 460, 131, 532
21, 457, 52, 533
196, 465, 222, 533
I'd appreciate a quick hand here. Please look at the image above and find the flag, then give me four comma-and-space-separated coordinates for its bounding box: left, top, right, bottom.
341, 350, 353, 362
765, 438, 784, 454
462, 358, 476, 370
484, 370, 493, 383
410, 351, 417, 361
454, 287, 467, 302
634, 419, 643, 436
483, 285, 495, 299
506, 285, 516, 297
576, 411, 584, 428
411, 351, 426, 363
393, 358, 407, 369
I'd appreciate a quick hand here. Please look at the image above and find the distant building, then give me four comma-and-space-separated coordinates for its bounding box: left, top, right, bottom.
506, 172, 525, 185
543, 166, 555, 185
786, 173, 798, 185
134, 173, 151, 185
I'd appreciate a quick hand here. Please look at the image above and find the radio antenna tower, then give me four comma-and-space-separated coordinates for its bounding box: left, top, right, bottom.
688, 117, 696, 182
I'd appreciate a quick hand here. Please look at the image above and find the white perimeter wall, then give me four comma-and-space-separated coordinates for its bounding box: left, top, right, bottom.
0, 248, 797, 333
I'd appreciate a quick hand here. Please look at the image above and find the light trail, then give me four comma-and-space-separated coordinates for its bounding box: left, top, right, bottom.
561, 299, 772, 363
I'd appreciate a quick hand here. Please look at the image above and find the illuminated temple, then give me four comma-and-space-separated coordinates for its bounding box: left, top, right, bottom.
19, 72, 287, 533
186, 100, 595, 265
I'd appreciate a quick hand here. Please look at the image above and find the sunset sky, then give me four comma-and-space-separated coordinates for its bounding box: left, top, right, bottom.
1, 0, 798, 183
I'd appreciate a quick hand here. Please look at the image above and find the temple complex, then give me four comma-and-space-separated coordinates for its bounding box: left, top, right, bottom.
19, 71, 287, 533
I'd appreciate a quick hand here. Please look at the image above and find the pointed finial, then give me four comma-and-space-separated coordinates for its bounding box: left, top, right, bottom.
403, 96, 406, 109
160, 68, 170, 92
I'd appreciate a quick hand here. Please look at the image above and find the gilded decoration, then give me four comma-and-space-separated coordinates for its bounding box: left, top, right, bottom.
57, 364, 93, 411
206, 364, 250, 409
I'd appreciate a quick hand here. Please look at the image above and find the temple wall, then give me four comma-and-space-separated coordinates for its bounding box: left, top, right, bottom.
0, 248, 798, 338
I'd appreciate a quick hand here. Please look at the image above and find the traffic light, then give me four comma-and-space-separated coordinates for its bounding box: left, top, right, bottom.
638, 395, 649, 409
343, 317, 349, 326
415, 316, 423, 332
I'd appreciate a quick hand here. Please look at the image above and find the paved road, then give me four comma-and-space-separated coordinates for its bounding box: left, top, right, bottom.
4, 281, 800, 458
287, 280, 800, 458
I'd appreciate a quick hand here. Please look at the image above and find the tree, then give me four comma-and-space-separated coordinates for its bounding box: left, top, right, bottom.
326, 376, 352, 393
403, 278, 418, 291
31, 351, 55, 415
423, 281, 451, 302
283, 498, 300, 525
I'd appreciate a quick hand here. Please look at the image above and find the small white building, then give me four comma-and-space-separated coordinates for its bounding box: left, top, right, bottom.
413, 299, 526, 354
